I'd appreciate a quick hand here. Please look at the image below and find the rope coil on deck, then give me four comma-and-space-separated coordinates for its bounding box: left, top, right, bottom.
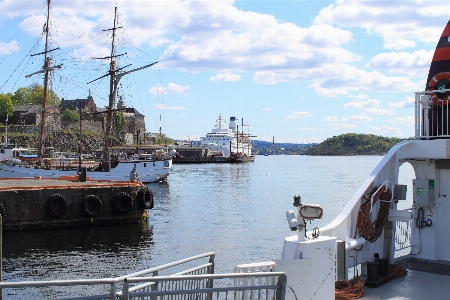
388, 264, 408, 277
335, 277, 365, 299
354, 185, 392, 244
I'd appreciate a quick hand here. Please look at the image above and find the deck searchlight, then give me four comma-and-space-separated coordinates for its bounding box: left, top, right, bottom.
286, 195, 323, 241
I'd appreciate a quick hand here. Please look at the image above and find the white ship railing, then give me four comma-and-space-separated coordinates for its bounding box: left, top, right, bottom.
0, 252, 215, 300
122, 272, 286, 300
415, 89, 450, 138
394, 219, 412, 258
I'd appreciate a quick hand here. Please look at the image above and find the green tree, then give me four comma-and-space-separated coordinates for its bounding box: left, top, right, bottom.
0, 93, 14, 116
113, 111, 127, 133
11, 87, 31, 105
11, 84, 61, 106
60, 109, 80, 122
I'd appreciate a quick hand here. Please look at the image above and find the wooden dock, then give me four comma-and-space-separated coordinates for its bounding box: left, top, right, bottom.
0, 177, 153, 231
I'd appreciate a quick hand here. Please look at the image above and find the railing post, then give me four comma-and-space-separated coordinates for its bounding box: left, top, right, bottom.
121, 278, 129, 300
207, 254, 215, 300
276, 273, 287, 300
151, 270, 158, 300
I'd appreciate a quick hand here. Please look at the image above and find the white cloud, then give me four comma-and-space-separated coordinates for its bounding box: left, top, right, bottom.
369, 50, 432, 78
345, 99, 380, 109
0, 40, 19, 55
363, 108, 395, 115
209, 72, 241, 82
286, 112, 312, 119
313, 1, 450, 49
149, 83, 190, 95
342, 115, 371, 122
154, 104, 185, 110
300, 127, 318, 131
323, 116, 337, 121
389, 96, 415, 108
341, 123, 357, 129
310, 65, 418, 96
368, 126, 402, 137
262, 107, 271, 112
348, 93, 369, 100
393, 116, 414, 126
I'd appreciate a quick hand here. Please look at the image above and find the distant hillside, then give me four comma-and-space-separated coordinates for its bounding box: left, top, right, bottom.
252, 140, 317, 155
303, 133, 405, 156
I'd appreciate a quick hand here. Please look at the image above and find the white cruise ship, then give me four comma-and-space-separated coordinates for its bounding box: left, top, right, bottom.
200, 115, 254, 159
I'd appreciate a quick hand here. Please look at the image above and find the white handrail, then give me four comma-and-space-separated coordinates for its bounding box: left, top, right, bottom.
369, 179, 394, 213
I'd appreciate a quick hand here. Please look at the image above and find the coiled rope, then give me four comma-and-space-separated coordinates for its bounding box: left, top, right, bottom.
355, 185, 392, 244
335, 185, 392, 299
335, 277, 365, 300
388, 264, 408, 277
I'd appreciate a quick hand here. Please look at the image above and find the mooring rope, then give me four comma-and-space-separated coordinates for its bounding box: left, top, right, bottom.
335, 277, 365, 300
354, 185, 392, 244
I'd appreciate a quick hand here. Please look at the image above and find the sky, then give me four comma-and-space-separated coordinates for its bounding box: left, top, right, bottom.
0, 0, 449, 143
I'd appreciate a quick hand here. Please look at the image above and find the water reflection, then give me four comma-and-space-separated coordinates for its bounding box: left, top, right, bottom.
3, 223, 153, 281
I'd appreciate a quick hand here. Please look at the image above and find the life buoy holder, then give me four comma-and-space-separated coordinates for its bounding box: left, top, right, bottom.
137, 188, 154, 209
0, 203, 6, 221
82, 195, 102, 217
46, 194, 68, 218
428, 72, 450, 105
111, 192, 133, 214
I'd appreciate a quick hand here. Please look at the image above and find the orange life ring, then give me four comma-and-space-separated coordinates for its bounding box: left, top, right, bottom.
428, 72, 450, 105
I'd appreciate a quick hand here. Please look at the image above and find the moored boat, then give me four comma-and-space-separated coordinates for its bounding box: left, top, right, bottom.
199, 114, 255, 161
0, 3, 173, 183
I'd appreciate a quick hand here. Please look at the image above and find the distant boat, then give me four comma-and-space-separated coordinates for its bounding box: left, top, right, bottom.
200, 114, 255, 162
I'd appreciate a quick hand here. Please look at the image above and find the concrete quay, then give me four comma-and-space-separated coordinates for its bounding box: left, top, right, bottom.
0, 177, 153, 231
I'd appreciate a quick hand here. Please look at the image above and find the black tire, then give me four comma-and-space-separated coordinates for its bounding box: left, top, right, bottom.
111, 192, 133, 214
0, 203, 6, 221
136, 188, 154, 209
82, 195, 102, 217
46, 194, 68, 218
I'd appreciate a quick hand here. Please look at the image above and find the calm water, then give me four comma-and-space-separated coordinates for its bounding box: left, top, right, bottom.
1, 155, 415, 297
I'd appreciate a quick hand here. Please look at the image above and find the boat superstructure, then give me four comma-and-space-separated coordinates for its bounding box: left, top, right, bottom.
265, 19, 450, 299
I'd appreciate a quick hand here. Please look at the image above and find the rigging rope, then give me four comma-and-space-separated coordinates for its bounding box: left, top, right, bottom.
354, 185, 392, 244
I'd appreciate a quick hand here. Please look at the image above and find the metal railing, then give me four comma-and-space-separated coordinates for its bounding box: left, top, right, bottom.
415, 89, 450, 138
121, 272, 287, 300
394, 219, 412, 258
0, 252, 215, 300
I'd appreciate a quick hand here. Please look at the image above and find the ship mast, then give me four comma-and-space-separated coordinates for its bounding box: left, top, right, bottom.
88, 7, 157, 170
25, 0, 61, 162
104, 6, 119, 169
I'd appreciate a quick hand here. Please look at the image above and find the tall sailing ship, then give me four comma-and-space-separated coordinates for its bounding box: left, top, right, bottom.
0, 1, 172, 183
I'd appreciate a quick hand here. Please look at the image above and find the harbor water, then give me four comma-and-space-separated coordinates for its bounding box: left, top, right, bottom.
1, 155, 415, 297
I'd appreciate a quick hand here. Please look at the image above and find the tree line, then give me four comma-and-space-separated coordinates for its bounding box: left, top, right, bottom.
0, 83, 61, 116
0, 84, 127, 133
303, 133, 406, 155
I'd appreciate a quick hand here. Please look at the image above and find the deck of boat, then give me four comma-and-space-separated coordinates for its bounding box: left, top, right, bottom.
363, 269, 450, 299
0, 177, 141, 190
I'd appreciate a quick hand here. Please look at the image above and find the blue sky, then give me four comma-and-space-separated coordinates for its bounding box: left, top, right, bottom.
0, 0, 448, 143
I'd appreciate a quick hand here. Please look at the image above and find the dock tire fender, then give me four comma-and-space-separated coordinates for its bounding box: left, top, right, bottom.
137, 188, 154, 209
0, 203, 6, 221
82, 195, 103, 217
46, 194, 68, 218
111, 192, 133, 214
